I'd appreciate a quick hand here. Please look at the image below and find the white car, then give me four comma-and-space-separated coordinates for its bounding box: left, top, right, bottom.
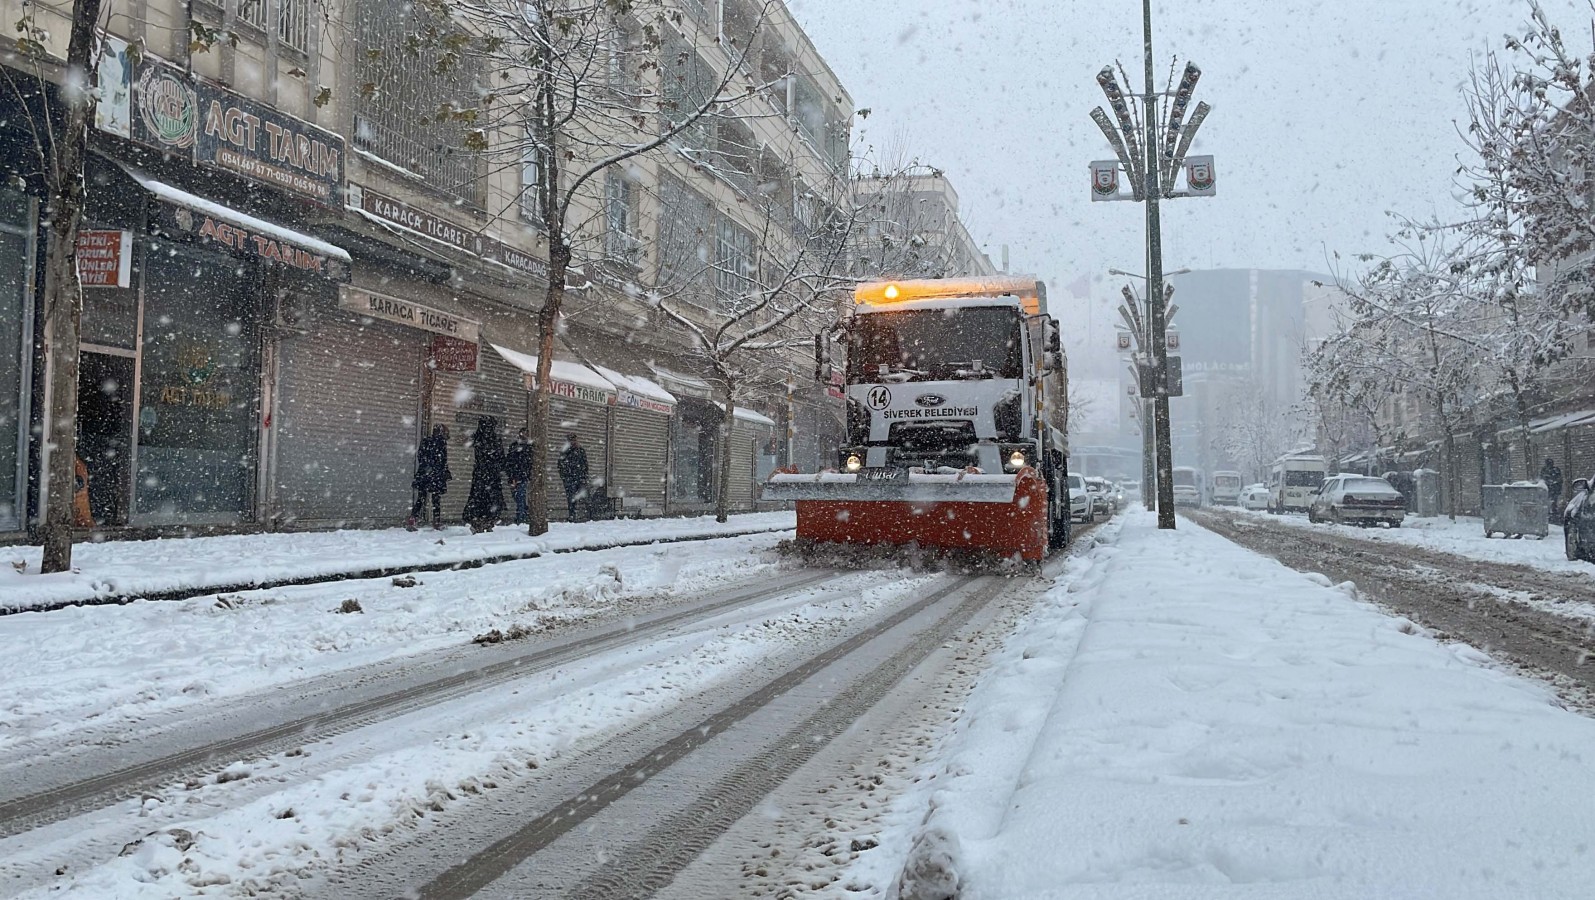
1084, 477, 1113, 519
1240, 484, 1271, 511
1067, 473, 1092, 524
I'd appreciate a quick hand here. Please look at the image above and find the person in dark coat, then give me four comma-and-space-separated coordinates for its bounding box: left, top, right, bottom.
505, 427, 533, 525
1541, 456, 1564, 522
558, 432, 590, 521
407, 425, 451, 531
462, 416, 506, 533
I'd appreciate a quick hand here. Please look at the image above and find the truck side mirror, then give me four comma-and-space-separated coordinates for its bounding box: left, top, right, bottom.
1041, 350, 1061, 373
1046, 320, 1061, 353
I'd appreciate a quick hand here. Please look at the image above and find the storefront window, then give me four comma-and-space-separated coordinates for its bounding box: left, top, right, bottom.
135, 243, 260, 523
0, 189, 32, 531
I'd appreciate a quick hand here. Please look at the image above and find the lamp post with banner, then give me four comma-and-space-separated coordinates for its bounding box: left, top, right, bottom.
1087, 2, 1215, 529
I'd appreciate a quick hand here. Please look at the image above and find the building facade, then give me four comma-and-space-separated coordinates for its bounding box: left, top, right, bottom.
3, 0, 922, 538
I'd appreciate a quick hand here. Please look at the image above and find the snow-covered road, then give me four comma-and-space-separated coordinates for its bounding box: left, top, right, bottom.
854, 510, 1595, 900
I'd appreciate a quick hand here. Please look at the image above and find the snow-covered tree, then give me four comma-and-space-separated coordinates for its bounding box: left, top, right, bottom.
406, 0, 779, 535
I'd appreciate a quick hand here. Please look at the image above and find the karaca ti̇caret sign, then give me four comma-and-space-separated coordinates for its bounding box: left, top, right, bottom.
339, 285, 481, 344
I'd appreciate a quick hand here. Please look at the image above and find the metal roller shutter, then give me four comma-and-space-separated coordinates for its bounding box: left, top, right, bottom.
275, 311, 425, 525
545, 396, 609, 520
1567, 423, 1595, 483
611, 406, 668, 515
434, 349, 526, 522
728, 419, 770, 511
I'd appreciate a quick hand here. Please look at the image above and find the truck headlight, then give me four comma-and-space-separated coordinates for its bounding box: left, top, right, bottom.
1006, 450, 1026, 470
845, 454, 862, 472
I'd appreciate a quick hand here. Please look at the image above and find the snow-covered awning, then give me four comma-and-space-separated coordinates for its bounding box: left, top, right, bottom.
647, 364, 714, 400
120, 164, 350, 264
590, 364, 676, 414
493, 344, 616, 405
714, 402, 777, 427
1528, 409, 1595, 434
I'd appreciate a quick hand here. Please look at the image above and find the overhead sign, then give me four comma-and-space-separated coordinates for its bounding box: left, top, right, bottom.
122, 53, 344, 205
339, 285, 481, 343
522, 373, 613, 405
95, 35, 132, 139
76, 230, 133, 288
349, 184, 550, 282
197, 82, 344, 203
159, 204, 348, 280
618, 390, 673, 414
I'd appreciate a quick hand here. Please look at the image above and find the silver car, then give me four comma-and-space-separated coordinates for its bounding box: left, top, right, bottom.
1307, 475, 1405, 527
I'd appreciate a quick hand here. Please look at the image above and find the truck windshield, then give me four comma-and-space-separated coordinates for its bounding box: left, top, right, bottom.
1172, 470, 1198, 487
1285, 470, 1325, 487
847, 307, 1023, 381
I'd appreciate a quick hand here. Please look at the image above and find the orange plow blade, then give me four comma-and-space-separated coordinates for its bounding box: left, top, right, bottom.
783, 467, 1050, 562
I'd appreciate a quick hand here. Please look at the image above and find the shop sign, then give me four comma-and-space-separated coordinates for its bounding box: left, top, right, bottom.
122, 52, 344, 205
196, 82, 344, 204
618, 390, 673, 415
522, 372, 612, 405
349, 184, 550, 281
339, 285, 482, 343
76, 230, 133, 288
431, 334, 479, 372
159, 204, 349, 280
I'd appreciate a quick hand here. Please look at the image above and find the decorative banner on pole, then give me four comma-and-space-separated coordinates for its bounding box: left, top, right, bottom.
1184, 155, 1216, 196
1090, 160, 1122, 201
1166, 355, 1184, 397
1166, 329, 1180, 350
1116, 330, 1133, 351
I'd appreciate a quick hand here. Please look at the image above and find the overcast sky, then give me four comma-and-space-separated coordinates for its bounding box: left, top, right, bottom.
790, 0, 1590, 335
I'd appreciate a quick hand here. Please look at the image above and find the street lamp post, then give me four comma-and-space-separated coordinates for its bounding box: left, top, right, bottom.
1088, 0, 1215, 530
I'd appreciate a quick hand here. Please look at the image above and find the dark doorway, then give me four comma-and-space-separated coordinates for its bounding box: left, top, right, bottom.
78, 353, 134, 526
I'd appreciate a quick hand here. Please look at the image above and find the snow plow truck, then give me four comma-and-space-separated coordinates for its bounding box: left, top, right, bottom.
763, 276, 1070, 564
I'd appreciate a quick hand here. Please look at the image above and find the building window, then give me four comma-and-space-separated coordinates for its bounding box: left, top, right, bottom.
236, 0, 268, 30
605, 174, 640, 263
607, 18, 642, 97
660, 29, 718, 153
353, 0, 486, 205
714, 216, 754, 310
520, 138, 548, 224
279, 0, 310, 52
658, 173, 714, 306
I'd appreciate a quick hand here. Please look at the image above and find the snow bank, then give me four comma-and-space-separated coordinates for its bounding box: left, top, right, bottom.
0, 511, 795, 613
877, 509, 1595, 899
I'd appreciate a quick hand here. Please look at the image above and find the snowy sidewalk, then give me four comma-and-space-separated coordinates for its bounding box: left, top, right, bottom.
0, 512, 795, 613
869, 510, 1595, 900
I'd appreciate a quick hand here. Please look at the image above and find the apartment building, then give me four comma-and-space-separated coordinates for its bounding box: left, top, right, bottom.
0, 0, 861, 536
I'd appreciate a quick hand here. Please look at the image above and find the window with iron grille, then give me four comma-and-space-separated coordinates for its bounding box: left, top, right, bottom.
279, 0, 310, 52
607, 18, 643, 98
353, 0, 486, 205
658, 173, 715, 306
660, 28, 718, 153
237, 0, 267, 29
605, 174, 640, 263
715, 216, 755, 310
680, 0, 717, 30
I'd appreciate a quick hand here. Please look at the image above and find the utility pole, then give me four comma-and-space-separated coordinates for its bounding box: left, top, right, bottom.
1087, 0, 1216, 530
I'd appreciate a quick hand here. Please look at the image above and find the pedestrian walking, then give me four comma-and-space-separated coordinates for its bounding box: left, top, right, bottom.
505, 427, 533, 525
558, 432, 590, 521
462, 416, 506, 533
1541, 456, 1564, 523
407, 425, 451, 531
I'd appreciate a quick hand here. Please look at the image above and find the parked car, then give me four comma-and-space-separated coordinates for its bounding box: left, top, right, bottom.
1306, 474, 1406, 527
1240, 483, 1271, 511
1067, 473, 1092, 524
1084, 477, 1113, 519
1564, 477, 1595, 561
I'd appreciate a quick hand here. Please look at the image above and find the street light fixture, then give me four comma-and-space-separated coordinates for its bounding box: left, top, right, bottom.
1087, 1, 1215, 529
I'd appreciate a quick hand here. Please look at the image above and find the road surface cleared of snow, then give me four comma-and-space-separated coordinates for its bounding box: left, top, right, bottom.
852, 508, 1595, 900
0, 511, 796, 612
0, 531, 789, 758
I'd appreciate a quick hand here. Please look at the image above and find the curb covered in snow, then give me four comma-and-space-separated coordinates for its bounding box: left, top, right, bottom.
0, 525, 792, 617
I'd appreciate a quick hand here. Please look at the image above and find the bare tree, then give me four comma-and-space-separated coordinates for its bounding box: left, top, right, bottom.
646, 154, 859, 522
8, 0, 110, 571
419, 0, 777, 534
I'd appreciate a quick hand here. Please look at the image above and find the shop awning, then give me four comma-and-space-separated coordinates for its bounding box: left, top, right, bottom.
647, 363, 715, 400
121, 164, 350, 266
714, 402, 778, 427
493, 344, 617, 404
1528, 409, 1595, 434
589, 364, 676, 414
